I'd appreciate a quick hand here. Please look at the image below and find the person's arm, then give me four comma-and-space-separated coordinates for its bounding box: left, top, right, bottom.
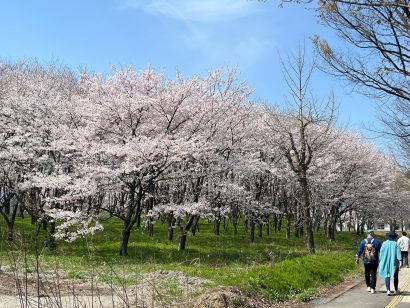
380, 242, 385, 260
398, 237, 404, 251
376, 240, 382, 254
397, 243, 403, 268
356, 240, 364, 264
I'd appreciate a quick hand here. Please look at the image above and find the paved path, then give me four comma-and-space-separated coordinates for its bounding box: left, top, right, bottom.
315, 268, 410, 308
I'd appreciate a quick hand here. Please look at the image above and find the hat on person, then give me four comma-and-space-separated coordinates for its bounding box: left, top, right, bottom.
367, 229, 374, 234
388, 231, 398, 240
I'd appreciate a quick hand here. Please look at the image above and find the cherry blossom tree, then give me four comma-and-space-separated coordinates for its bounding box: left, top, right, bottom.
0, 61, 83, 243
2, 57, 409, 258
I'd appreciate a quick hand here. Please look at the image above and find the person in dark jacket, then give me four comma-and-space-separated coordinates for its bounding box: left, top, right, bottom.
356, 229, 381, 294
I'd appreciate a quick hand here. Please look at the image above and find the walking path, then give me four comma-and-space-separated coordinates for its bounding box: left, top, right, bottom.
314, 267, 410, 308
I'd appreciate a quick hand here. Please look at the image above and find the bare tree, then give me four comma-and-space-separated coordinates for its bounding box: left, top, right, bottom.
311, 0, 410, 161
264, 46, 336, 253
258, 0, 410, 161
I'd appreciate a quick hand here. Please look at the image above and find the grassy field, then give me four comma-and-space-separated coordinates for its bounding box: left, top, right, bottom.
0, 216, 363, 302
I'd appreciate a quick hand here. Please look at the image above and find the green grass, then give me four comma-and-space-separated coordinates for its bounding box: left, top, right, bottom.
0, 216, 363, 302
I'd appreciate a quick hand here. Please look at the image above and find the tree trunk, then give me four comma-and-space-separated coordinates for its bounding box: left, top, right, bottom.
223, 217, 228, 233
327, 215, 338, 241
167, 216, 175, 241
178, 215, 196, 251
326, 222, 331, 239
136, 208, 143, 228
31, 213, 37, 225
167, 225, 174, 241
7, 224, 13, 241
258, 223, 263, 238
305, 207, 315, 254
286, 216, 291, 240
1, 200, 19, 242
250, 221, 255, 242
300, 175, 315, 254
6, 212, 18, 241
147, 217, 154, 237
266, 220, 270, 236
191, 216, 200, 235
214, 218, 221, 235
44, 221, 56, 251
119, 226, 131, 256
327, 221, 336, 240
273, 215, 278, 233
118, 180, 141, 256
278, 215, 283, 231
179, 231, 188, 251
315, 214, 322, 232
232, 211, 239, 235
390, 220, 397, 231
18, 205, 24, 218
295, 221, 300, 238
4, 201, 10, 215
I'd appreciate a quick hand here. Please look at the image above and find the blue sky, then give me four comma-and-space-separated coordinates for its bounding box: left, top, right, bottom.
0, 0, 386, 149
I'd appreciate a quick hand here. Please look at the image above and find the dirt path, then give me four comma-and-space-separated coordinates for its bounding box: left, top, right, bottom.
3, 269, 408, 308
0, 269, 210, 307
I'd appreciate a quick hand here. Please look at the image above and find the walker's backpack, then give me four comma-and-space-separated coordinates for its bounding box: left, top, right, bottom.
364, 238, 377, 261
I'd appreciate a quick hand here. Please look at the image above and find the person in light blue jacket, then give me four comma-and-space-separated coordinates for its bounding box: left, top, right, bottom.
379, 231, 402, 296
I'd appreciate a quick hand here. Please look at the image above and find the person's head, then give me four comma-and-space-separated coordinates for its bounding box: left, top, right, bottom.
367, 229, 374, 237
387, 230, 398, 240
402, 231, 407, 236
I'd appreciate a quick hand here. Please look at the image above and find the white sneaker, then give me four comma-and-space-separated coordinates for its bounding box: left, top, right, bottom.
367, 286, 371, 292
387, 290, 392, 296
371, 289, 375, 294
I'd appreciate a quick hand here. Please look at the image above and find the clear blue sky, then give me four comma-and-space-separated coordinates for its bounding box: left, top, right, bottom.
0, 0, 387, 149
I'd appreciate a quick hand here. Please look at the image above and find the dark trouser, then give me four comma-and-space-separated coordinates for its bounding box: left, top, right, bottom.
364, 263, 378, 289
384, 268, 399, 291
401, 251, 408, 267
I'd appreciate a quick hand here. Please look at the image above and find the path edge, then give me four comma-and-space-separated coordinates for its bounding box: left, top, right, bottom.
311, 278, 362, 305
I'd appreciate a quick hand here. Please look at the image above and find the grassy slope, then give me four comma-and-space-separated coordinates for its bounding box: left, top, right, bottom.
0, 216, 363, 301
